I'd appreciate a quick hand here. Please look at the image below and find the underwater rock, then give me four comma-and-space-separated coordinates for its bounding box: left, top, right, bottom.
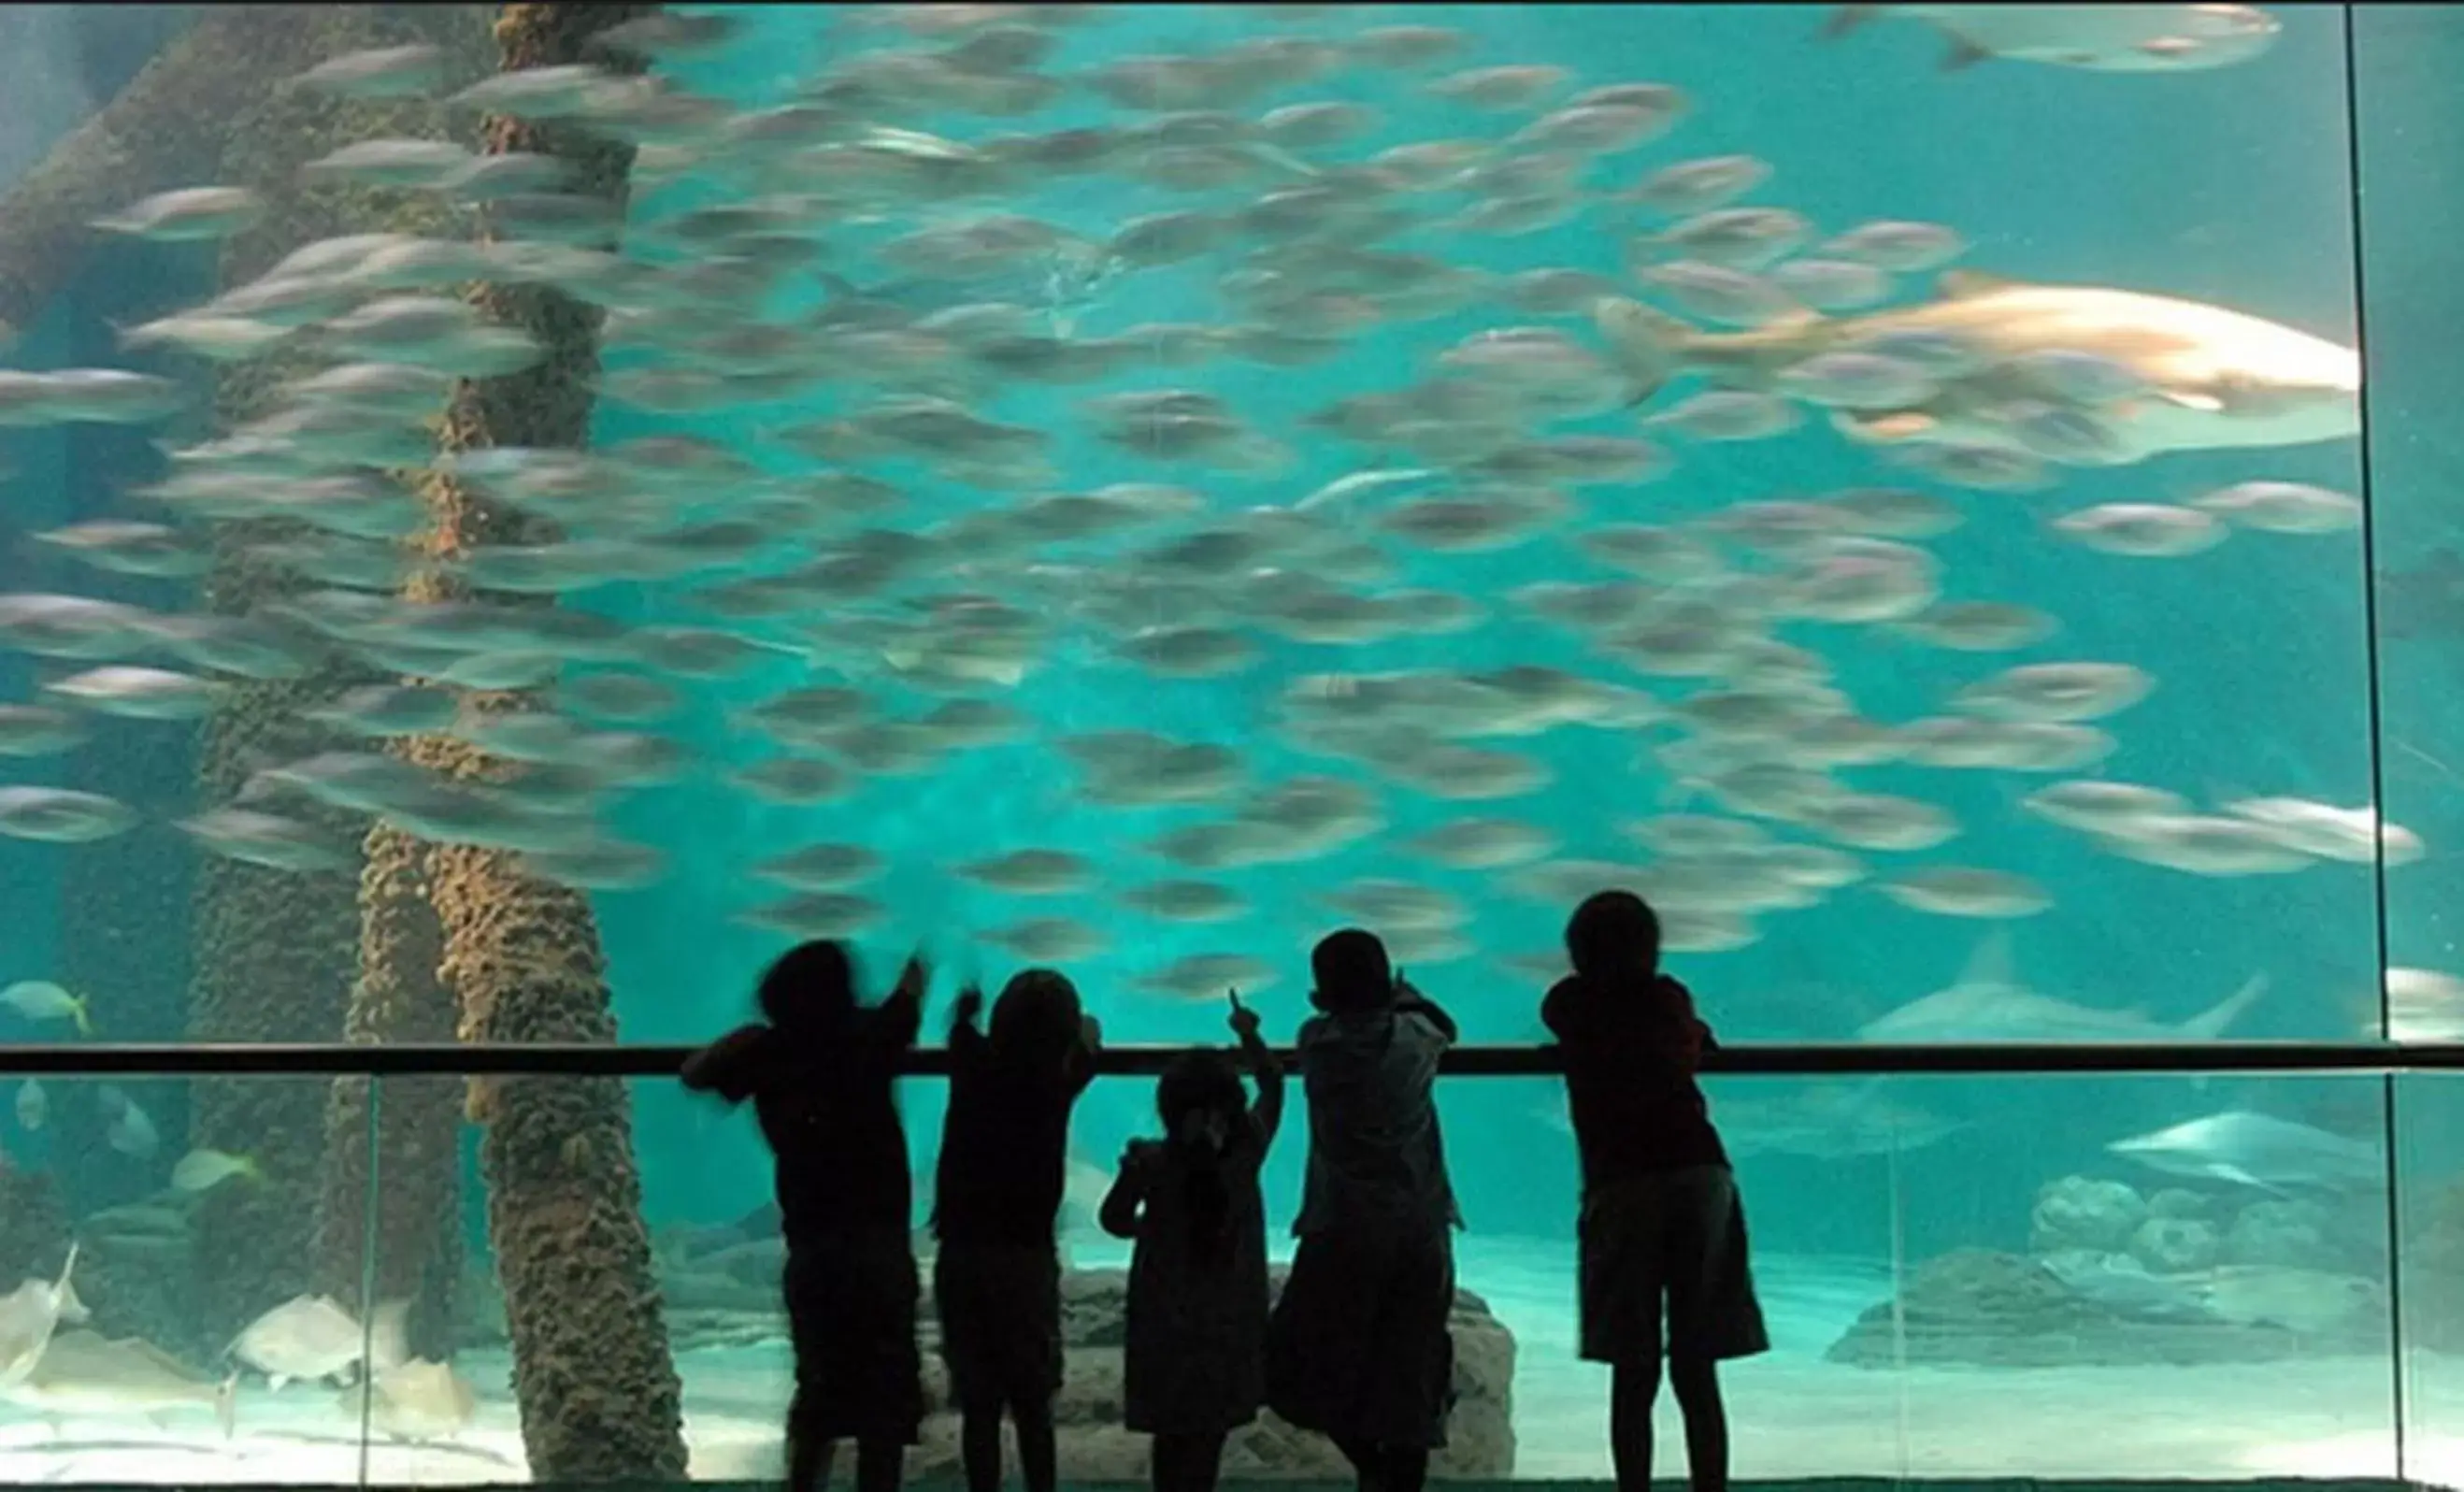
1827, 1247, 2369, 1368
2146, 1186, 2216, 1221
654, 1265, 1517, 1478
2128, 1215, 2219, 1273
2028, 1174, 2145, 1253
2224, 1198, 2355, 1272
922, 1267, 1512, 1480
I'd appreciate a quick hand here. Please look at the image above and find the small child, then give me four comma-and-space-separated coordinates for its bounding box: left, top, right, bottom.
681, 941, 928, 1492
1265, 928, 1461, 1492
1542, 890, 1769, 1492
932, 967, 1104, 1492
1100, 992, 1285, 1492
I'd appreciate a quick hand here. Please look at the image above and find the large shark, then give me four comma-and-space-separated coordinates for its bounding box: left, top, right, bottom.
1596, 271, 2359, 466
2107, 1110, 2383, 1194
1823, 6, 2283, 73
1856, 931, 2268, 1044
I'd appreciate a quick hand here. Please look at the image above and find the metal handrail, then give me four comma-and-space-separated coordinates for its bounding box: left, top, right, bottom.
5, 1040, 2458, 1077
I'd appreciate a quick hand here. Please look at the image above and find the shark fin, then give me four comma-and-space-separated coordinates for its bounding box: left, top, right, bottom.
1822, 6, 1883, 39
1940, 36, 1993, 71
2180, 974, 2269, 1041
215, 1372, 239, 1440
1937, 269, 2015, 300
1955, 928, 2016, 990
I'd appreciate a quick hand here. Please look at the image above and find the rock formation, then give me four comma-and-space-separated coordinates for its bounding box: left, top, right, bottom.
1832, 1173, 2392, 1368
633, 1227, 1520, 1482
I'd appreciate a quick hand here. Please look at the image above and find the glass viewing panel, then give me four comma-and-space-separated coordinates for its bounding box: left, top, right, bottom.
0, 1068, 2412, 1485
0, 0, 2441, 1488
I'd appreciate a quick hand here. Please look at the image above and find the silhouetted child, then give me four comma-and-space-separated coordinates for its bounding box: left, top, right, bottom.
1266, 928, 1460, 1492
932, 967, 1104, 1492
681, 941, 929, 1492
1543, 891, 1769, 1492
1100, 992, 1285, 1492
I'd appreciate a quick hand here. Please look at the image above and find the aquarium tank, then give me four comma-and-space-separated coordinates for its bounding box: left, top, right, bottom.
0, 0, 2455, 1485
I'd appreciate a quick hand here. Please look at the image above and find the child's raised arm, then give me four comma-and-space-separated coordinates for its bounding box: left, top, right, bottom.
876, 951, 929, 1049
1228, 992, 1285, 1142
948, 982, 986, 1047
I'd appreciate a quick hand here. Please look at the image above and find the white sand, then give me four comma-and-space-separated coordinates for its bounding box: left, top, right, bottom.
0, 1235, 2448, 1485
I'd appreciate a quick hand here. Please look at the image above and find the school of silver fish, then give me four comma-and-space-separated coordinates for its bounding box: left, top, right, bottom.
0, 3, 2419, 1038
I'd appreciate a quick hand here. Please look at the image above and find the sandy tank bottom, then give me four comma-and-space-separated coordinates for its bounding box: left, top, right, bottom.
0, 1235, 2446, 1485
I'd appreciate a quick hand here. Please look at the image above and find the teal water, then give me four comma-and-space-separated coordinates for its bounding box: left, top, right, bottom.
591, 2, 2380, 1253
0, 1, 2458, 1483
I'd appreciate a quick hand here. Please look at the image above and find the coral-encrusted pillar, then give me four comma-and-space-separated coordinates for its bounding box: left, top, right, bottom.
398, 4, 686, 1478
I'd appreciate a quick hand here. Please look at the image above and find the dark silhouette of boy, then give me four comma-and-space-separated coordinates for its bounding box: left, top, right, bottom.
1542, 892, 1768, 1492
683, 941, 929, 1492
1267, 928, 1461, 1492
931, 968, 1103, 1492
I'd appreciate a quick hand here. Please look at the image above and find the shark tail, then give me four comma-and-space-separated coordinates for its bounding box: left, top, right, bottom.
1592, 296, 1699, 407
1821, 6, 1884, 40
2182, 973, 2269, 1041
1601, 293, 1841, 407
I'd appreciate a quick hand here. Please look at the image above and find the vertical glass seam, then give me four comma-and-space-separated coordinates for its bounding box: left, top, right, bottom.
2340, 4, 2409, 1480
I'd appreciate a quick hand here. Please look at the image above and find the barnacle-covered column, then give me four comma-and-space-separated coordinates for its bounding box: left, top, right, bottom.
182, 2, 491, 1351
313, 825, 469, 1359
394, 4, 687, 1478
